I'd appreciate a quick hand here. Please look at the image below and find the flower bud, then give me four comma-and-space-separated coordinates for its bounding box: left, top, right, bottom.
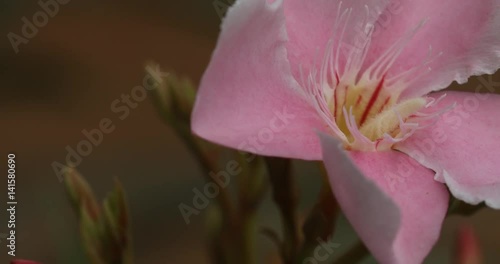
456, 225, 482, 264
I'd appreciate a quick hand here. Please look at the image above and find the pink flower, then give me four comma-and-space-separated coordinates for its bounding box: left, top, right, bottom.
192, 0, 500, 263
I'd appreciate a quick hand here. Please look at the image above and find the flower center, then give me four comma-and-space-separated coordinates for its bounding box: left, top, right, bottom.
326, 77, 427, 151
303, 72, 446, 151
299, 4, 449, 151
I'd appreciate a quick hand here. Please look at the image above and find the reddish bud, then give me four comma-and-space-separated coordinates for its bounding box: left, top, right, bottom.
10, 260, 41, 264
456, 225, 482, 264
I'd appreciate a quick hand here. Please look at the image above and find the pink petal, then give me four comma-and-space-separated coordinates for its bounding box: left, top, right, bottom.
396, 91, 500, 208
283, 0, 389, 78
191, 0, 324, 160
364, 0, 500, 98
319, 133, 449, 264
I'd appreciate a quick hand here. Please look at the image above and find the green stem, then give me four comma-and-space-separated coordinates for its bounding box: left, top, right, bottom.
149, 84, 233, 217
179, 126, 233, 214
265, 157, 301, 264
235, 155, 268, 264
148, 78, 235, 264
239, 214, 257, 264
300, 162, 338, 261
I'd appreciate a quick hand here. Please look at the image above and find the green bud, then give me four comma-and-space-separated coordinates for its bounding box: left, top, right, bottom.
64, 166, 100, 221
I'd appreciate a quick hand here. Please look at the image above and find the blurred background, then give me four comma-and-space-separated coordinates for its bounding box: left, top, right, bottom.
0, 1, 499, 263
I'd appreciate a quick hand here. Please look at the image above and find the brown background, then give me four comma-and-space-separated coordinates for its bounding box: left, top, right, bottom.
0, 1, 499, 263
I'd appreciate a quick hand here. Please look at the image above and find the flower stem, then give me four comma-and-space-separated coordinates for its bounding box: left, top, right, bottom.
147, 71, 236, 264
148, 73, 234, 217
300, 162, 338, 261
265, 157, 301, 263
238, 156, 268, 264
